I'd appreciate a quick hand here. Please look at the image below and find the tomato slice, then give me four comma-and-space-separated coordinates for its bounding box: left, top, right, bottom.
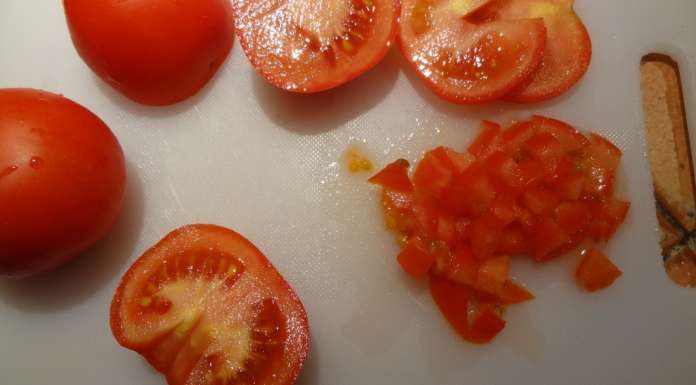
480, 0, 591, 102
233, 0, 399, 92
399, 0, 546, 104
110, 225, 309, 385
576, 248, 622, 292
369, 159, 413, 193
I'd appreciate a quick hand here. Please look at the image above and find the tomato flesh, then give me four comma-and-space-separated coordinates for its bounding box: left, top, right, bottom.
576, 248, 622, 292
233, 0, 399, 92
0, 89, 126, 277
110, 225, 310, 385
372, 116, 629, 344
399, 0, 547, 104
476, 0, 592, 102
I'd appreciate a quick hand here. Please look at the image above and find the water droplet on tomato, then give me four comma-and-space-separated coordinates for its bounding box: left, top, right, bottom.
29, 156, 44, 169
0, 165, 19, 179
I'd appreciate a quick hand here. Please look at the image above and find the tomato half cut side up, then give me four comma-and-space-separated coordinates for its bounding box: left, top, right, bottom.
110, 225, 310, 385
399, 0, 547, 104
479, 0, 592, 102
232, 0, 400, 92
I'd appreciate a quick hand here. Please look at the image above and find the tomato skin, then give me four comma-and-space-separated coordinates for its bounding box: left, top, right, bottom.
0, 89, 126, 277
110, 224, 310, 385
64, 0, 234, 105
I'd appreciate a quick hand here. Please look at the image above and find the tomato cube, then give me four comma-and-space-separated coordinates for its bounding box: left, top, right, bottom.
576, 248, 622, 292
397, 239, 436, 278
430, 275, 471, 338
501, 121, 536, 157
497, 224, 529, 255
467, 308, 506, 344
369, 159, 413, 192
470, 213, 504, 260
533, 216, 570, 261
477, 255, 510, 294
522, 186, 561, 216
486, 151, 525, 188
554, 201, 592, 235
444, 165, 497, 216
414, 151, 454, 198
533, 115, 590, 154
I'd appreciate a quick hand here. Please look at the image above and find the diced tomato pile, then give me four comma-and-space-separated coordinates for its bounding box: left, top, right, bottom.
369, 116, 630, 343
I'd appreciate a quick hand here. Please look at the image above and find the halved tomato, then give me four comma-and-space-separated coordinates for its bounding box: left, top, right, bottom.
399, 0, 546, 104
478, 0, 592, 102
110, 225, 309, 385
232, 0, 399, 92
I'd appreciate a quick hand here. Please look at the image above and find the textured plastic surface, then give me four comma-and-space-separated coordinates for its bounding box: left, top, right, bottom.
1, 1, 695, 384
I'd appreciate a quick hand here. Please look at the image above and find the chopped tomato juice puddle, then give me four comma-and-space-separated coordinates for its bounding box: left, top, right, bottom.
370, 116, 630, 344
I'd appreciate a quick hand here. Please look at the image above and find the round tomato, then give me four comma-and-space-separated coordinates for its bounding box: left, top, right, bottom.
399, 0, 547, 104
110, 224, 310, 385
0, 89, 126, 277
232, 0, 400, 92
64, 0, 234, 106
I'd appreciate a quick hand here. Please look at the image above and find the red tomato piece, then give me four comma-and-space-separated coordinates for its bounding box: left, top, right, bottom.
414, 150, 455, 198
447, 245, 481, 286
470, 213, 504, 260
588, 199, 631, 241
501, 121, 537, 157
522, 186, 561, 216
64, 0, 234, 105
110, 225, 310, 385
491, 196, 517, 226
518, 157, 546, 187
513, 200, 538, 234
588, 133, 622, 172
0, 89, 126, 277
444, 165, 498, 216
435, 214, 457, 245
583, 165, 616, 200
399, 0, 547, 104
533, 216, 569, 261
497, 224, 530, 255
482, 0, 592, 102
412, 194, 443, 239
533, 115, 590, 154
554, 201, 591, 235
477, 255, 510, 294
576, 248, 622, 292
468, 121, 503, 158
432, 146, 477, 175
233, 0, 399, 92
486, 152, 525, 188
429, 275, 471, 339
381, 190, 416, 235
398, 238, 437, 278
369, 159, 413, 193
454, 218, 474, 243
475, 279, 535, 304
552, 171, 585, 200
523, 132, 565, 174
467, 309, 506, 344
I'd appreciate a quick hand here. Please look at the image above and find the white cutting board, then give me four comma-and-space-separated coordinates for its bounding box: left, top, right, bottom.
1, 1, 695, 384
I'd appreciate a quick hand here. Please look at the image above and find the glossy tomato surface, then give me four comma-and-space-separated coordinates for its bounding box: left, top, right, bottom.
0, 89, 126, 277
399, 0, 546, 104
475, 0, 591, 102
233, 0, 399, 92
111, 224, 310, 385
64, 0, 234, 105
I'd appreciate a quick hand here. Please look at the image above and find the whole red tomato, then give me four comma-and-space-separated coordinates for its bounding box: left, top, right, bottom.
0, 89, 126, 277
63, 0, 234, 106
